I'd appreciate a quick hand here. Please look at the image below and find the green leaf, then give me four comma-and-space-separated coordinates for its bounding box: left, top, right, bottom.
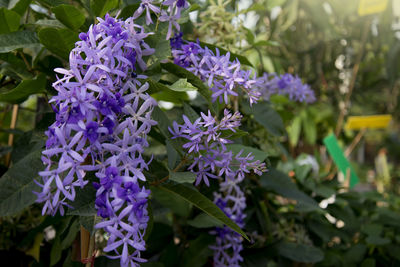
90, 0, 118, 17
146, 29, 171, 62
242, 101, 286, 136
361, 258, 376, 267
276, 242, 324, 263
0, 30, 39, 53
0, 74, 46, 104
220, 129, 248, 139
119, 4, 141, 19
60, 219, 79, 249
50, 236, 62, 266
252, 40, 280, 47
51, 4, 85, 30
151, 106, 184, 154
38, 28, 79, 59
159, 242, 179, 267
362, 224, 383, 236
365, 235, 390, 246
226, 144, 268, 162
67, 184, 96, 216
266, 0, 287, 9
25, 233, 43, 262
344, 244, 367, 263
189, 3, 201, 12
260, 168, 319, 211
0, 145, 11, 157
10, 0, 31, 16
194, 40, 253, 67
181, 234, 214, 267
0, 52, 34, 79
146, 78, 171, 94
240, 3, 266, 13
147, 79, 190, 103
169, 172, 196, 184
288, 116, 301, 146
160, 62, 213, 108
152, 89, 189, 103
151, 185, 192, 218
244, 27, 254, 44
168, 78, 197, 92
182, 102, 199, 122
157, 182, 249, 240
152, 106, 173, 138
0, 8, 21, 34
302, 114, 316, 145
166, 140, 179, 169
187, 213, 223, 228
280, 0, 299, 31
35, 19, 65, 28
0, 150, 43, 216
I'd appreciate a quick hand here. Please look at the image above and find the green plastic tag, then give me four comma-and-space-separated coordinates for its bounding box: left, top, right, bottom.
323, 133, 360, 188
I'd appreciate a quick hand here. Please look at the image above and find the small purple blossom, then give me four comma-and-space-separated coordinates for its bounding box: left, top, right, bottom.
159, 9, 181, 40
254, 72, 316, 103
84, 121, 99, 143
133, 0, 161, 25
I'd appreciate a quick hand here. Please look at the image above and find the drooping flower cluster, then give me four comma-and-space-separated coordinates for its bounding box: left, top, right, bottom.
133, 0, 188, 39
36, 15, 157, 266
254, 72, 316, 103
170, 34, 316, 105
170, 37, 262, 105
170, 109, 266, 266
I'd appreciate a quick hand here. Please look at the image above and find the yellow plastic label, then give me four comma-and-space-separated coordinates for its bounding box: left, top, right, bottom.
345, 115, 392, 130
358, 0, 388, 16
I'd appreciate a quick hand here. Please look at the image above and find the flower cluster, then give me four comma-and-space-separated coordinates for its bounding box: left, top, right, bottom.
133, 0, 188, 39
254, 72, 316, 103
36, 15, 157, 266
170, 37, 262, 105
170, 34, 316, 105
170, 109, 266, 265
209, 148, 266, 266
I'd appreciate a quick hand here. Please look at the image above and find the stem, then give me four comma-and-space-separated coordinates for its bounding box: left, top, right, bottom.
344, 128, 366, 157
335, 20, 370, 137
155, 0, 166, 32
151, 157, 187, 186
5, 104, 19, 167
85, 234, 95, 267
255, 48, 266, 73
19, 51, 32, 72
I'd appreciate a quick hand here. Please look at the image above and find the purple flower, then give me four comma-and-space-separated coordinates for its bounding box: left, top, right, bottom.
177, 0, 186, 8
67, 106, 84, 123
102, 117, 115, 134
84, 121, 99, 143
99, 166, 122, 190
133, 0, 161, 25
254, 73, 316, 103
170, 32, 183, 49
159, 10, 181, 40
